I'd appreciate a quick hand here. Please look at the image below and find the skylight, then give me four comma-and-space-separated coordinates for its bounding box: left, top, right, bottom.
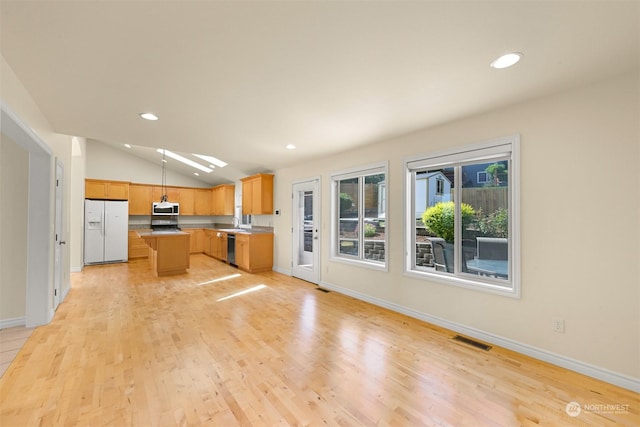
193, 154, 227, 168
156, 149, 212, 173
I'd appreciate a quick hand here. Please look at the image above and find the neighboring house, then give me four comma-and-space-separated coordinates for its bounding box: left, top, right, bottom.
461, 161, 508, 188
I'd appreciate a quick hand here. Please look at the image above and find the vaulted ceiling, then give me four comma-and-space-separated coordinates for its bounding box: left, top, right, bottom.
1, 1, 638, 184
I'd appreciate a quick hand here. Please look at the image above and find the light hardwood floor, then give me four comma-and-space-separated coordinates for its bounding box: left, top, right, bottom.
0, 254, 637, 426
0, 326, 35, 378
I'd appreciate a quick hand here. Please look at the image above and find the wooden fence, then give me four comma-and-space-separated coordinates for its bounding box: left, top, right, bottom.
461, 187, 508, 214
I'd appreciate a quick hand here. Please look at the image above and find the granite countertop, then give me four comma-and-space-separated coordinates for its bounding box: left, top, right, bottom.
204, 227, 273, 235
136, 230, 189, 237
130, 224, 273, 234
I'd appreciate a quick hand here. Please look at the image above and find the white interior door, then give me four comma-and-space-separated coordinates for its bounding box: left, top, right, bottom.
292, 179, 320, 283
54, 160, 64, 310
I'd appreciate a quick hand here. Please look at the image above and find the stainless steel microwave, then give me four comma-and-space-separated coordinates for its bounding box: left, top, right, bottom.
152, 202, 179, 215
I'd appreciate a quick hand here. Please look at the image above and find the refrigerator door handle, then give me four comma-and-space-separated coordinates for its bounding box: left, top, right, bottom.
102, 210, 106, 237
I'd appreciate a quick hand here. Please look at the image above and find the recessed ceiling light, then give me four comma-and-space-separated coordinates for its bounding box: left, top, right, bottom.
156, 149, 212, 173
124, 144, 132, 148
285, 144, 296, 150
139, 112, 159, 121
193, 154, 227, 168
490, 52, 523, 69
194, 172, 200, 176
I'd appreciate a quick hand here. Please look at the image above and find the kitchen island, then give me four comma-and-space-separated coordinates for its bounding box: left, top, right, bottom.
137, 230, 190, 276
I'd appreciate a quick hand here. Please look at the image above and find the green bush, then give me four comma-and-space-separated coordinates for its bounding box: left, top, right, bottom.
477, 207, 508, 238
339, 192, 353, 216
364, 223, 377, 237
421, 201, 475, 242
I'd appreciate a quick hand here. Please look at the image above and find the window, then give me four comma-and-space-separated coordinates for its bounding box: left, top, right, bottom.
477, 171, 490, 184
332, 162, 387, 268
436, 177, 445, 195
405, 136, 519, 296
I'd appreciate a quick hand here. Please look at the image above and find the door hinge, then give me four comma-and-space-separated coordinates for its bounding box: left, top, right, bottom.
54, 289, 57, 296
56, 179, 59, 186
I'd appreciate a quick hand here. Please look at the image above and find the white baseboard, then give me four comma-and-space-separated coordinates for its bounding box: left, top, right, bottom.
272, 266, 292, 276
70, 266, 83, 273
0, 317, 26, 329
318, 279, 640, 393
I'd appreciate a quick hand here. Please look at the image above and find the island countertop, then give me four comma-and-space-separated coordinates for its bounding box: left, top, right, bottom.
136, 230, 190, 237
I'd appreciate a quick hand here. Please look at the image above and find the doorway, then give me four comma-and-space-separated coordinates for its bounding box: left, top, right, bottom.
292, 178, 320, 284
54, 160, 64, 310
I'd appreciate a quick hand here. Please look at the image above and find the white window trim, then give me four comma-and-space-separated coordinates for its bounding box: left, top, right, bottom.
403, 135, 521, 298
330, 161, 389, 271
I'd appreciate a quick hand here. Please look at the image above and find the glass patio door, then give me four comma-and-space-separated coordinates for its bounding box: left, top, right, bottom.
292, 179, 320, 283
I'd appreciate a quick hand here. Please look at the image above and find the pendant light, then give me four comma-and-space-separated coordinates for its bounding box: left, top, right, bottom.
157, 150, 172, 208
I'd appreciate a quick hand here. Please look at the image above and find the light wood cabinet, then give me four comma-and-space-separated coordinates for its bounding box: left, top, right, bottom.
203, 230, 214, 256
241, 174, 273, 215
234, 232, 273, 273
85, 179, 130, 200
211, 231, 228, 261
195, 189, 213, 215
178, 188, 195, 215
212, 184, 235, 215
152, 186, 179, 203
139, 232, 190, 276
185, 228, 204, 253
128, 231, 149, 259
128, 184, 154, 215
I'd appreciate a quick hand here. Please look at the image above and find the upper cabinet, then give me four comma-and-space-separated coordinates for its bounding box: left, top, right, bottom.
152, 186, 179, 203
87, 179, 238, 217
85, 179, 129, 200
194, 189, 213, 215
241, 174, 274, 215
128, 184, 154, 215
177, 188, 195, 215
212, 184, 235, 215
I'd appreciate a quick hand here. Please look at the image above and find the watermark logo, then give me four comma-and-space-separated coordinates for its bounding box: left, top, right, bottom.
565, 401, 581, 417
565, 401, 631, 417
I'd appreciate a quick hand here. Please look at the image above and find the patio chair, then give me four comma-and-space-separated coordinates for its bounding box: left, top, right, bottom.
430, 238, 453, 273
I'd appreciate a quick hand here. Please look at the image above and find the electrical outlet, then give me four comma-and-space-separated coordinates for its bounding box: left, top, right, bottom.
552, 318, 565, 333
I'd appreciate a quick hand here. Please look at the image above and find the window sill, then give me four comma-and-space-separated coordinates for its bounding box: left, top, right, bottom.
403, 268, 520, 298
330, 255, 388, 272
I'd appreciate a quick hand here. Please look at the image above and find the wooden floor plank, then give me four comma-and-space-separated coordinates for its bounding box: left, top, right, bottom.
0, 254, 637, 426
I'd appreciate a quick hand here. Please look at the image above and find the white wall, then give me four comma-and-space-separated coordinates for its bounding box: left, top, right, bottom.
86, 139, 209, 188
273, 73, 639, 386
0, 134, 28, 322
70, 137, 86, 272
1, 54, 74, 326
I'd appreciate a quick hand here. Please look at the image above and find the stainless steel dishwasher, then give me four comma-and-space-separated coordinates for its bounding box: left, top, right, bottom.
227, 233, 236, 265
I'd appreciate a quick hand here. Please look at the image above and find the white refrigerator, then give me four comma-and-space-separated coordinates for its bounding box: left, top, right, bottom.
84, 200, 129, 264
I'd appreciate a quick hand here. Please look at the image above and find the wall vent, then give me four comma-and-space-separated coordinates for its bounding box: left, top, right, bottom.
452, 335, 492, 351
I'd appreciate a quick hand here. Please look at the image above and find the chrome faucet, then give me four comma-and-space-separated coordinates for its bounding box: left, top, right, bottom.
232, 216, 240, 227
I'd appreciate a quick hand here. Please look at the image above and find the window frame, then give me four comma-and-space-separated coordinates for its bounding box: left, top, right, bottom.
404, 135, 520, 297
330, 161, 388, 271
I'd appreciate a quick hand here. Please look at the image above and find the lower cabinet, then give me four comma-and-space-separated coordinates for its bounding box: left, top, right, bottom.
203, 230, 273, 273
211, 232, 228, 261
128, 231, 149, 259
185, 229, 204, 253
204, 230, 214, 256
235, 233, 273, 273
